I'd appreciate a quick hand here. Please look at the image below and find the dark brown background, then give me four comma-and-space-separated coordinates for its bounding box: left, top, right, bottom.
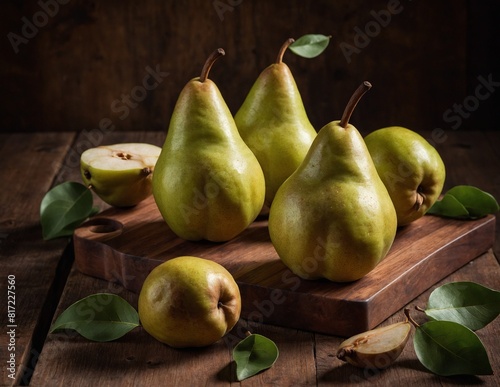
1, 0, 499, 136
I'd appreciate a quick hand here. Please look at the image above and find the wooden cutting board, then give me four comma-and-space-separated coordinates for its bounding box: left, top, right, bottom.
73, 195, 496, 337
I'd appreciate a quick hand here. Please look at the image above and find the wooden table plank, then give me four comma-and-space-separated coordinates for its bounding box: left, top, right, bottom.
0, 132, 77, 385
435, 130, 500, 261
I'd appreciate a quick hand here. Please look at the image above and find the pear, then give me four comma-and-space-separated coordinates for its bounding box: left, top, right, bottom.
138, 256, 241, 348
234, 38, 317, 207
364, 126, 446, 226
336, 320, 412, 369
268, 82, 397, 282
80, 143, 161, 207
152, 49, 265, 242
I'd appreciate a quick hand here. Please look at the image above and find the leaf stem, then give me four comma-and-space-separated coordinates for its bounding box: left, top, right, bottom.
339, 81, 372, 128
276, 38, 295, 64
199, 48, 225, 83
404, 308, 420, 328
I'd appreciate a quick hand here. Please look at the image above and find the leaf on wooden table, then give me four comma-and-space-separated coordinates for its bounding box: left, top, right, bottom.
413, 320, 493, 376
40, 181, 96, 240
289, 34, 331, 58
50, 293, 140, 342
233, 333, 279, 381
425, 281, 500, 330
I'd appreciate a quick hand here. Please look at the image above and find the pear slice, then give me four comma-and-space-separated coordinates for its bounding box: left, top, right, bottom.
336, 321, 411, 369
80, 143, 161, 207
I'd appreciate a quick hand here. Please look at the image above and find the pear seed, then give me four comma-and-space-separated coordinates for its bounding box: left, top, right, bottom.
113, 151, 133, 160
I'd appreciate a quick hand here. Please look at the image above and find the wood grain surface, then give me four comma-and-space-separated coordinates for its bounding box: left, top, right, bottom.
0, 132, 77, 385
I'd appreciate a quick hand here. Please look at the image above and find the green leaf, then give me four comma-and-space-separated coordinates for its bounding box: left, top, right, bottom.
289, 34, 331, 58
427, 193, 470, 218
447, 185, 499, 217
50, 293, 139, 342
428, 185, 499, 219
425, 282, 500, 330
40, 181, 96, 240
233, 333, 279, 381
414, 320, 493, 376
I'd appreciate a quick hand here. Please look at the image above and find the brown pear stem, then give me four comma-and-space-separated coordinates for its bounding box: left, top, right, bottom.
339, 81, 372, 128
199, 48, 225, 83
276, 38, 295, 64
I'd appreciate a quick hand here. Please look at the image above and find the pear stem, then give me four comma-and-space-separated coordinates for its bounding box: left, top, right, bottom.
199, 48, 225, 83
276, 38, 295, 64
339, 81, 372, 128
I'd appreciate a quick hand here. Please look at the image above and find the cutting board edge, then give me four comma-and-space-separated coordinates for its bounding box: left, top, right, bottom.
72, 204, 496, 337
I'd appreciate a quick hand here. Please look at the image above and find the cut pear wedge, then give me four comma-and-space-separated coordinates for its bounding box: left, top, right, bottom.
81, 143, 161, 207
336, 321, 411, 369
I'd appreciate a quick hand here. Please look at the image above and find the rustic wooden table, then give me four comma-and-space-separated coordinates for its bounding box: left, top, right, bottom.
1, 130, 499, 386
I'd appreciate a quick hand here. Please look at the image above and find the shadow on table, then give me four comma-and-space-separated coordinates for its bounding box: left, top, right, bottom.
319, 359, 486, 385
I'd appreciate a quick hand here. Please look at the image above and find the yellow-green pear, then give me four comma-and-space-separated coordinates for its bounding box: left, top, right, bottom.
235, 38, 317, 207
152, 49, 265, 242
138, 256, 241, 348
269, 82, 397, 282
364, 126, 446, 226
80, 143, 161, 207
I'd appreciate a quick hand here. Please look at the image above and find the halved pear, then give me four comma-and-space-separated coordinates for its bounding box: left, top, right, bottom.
80, 143, 161, 207
336, 321, 411, 369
